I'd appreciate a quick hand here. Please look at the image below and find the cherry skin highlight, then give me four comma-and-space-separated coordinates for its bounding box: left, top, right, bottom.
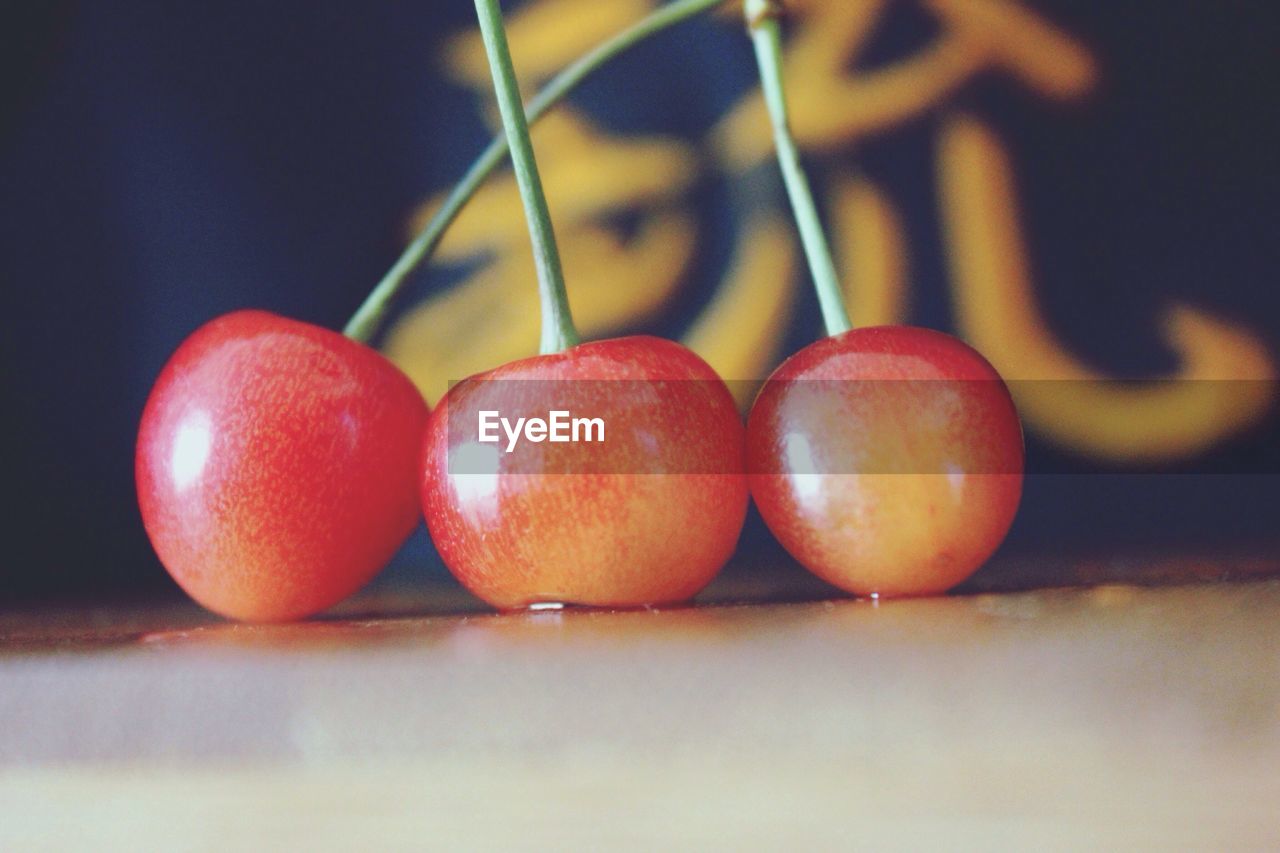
747, 326, 1023, 598
136, 310, 429, 622
421, 336, 749, 610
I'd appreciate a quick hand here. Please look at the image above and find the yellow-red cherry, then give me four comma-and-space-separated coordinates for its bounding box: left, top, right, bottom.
747, 326, 1023, 597
421, 336, 749, 610
136, 310, 429, 621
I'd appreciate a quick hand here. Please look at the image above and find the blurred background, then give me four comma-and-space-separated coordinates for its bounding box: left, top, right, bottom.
2, 0, 1277, 601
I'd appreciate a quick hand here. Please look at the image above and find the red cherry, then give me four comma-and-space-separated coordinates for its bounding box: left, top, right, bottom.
136, 310, 429, 621
747, 326, 1023, 597
421, 336, 748, 610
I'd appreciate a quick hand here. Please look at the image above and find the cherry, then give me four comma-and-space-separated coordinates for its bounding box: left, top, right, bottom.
136, 310, 429, 621
421, 335, 748, 610
414, 3, 747, 609
733, 11, 1023, 596
747, 326, 1023, 597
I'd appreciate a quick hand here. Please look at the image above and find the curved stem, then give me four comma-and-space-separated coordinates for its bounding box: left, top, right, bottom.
344, 0, 727, 344
745, 0, 852, 337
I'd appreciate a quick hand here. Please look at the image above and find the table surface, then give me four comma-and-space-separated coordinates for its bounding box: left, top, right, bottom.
2, 555, 1278, 850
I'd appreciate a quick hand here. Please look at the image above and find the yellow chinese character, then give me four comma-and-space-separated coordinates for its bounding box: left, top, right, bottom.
384, 0, 1276, 459
938, 113, 1274, 459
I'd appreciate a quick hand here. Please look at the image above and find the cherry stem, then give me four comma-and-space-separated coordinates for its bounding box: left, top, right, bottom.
745, 0, 852, 337
473, 0, 581, 354
343, 0, 726, 345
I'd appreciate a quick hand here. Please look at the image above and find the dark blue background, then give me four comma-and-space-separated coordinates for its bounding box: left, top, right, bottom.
2, 1, 1277, 599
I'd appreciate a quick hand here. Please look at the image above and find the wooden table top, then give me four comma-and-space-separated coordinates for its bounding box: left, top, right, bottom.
2, 556, 1278, 849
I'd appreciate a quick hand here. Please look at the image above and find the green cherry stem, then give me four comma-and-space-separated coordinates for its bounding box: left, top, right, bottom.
745, 0, 852, 337
343, 0, 726, 346
473, 0, 577, 354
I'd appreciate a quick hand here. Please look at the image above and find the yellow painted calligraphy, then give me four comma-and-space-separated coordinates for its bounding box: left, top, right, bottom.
938, 113, 1275, 459
384, 0, 1275, 461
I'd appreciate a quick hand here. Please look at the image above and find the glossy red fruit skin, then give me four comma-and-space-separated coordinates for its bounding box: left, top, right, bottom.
421, 336, 749, 610
747, 326, 1024, 598
136, 310, 429, 622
